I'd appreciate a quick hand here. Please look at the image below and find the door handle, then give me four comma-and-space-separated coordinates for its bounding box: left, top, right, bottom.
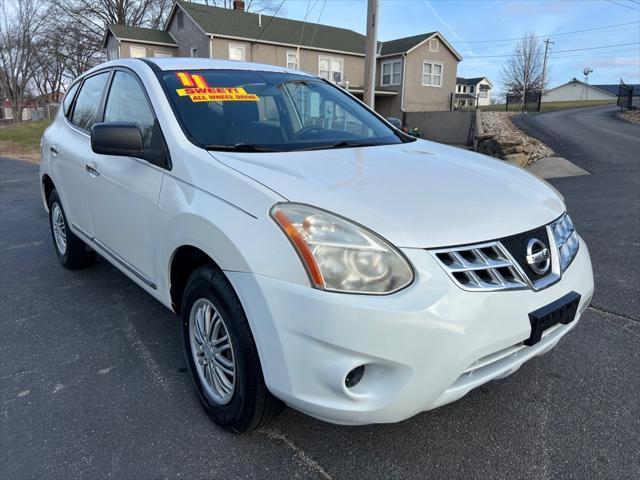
85, 163, 100, 177
50, 146, 58, 155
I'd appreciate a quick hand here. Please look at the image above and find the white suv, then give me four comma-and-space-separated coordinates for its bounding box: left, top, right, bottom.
40, 58, 594, 433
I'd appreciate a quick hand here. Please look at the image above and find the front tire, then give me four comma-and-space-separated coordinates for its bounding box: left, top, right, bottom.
48, 190, 96, 269
181, 265, 282, 433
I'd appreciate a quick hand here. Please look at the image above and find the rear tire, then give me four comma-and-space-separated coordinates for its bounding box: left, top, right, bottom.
48, 190, 96, 269
181, 265, 283, 433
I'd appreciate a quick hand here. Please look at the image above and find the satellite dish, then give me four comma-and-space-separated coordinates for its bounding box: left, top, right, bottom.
583, 67, 593, 76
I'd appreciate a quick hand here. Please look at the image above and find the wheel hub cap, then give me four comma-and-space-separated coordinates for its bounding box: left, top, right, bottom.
189, 299, 236, 405
51, 203, 67, 255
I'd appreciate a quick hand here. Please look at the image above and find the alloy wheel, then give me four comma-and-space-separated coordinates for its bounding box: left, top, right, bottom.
189, 298, 236, 404
51, 203, 67, 255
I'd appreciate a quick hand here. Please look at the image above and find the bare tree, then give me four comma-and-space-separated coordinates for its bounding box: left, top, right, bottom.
57, 0, 174, 69
501, 32, 545, 98
32, 27, 67, 98
58, 22, 104, 81
0, 0, 46, 122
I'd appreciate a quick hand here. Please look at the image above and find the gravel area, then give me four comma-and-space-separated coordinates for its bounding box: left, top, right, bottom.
617, 110, 640, 124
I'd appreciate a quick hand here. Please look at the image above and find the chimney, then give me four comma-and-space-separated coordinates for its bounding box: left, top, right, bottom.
259, 13, 262, 27
233, 0, 245, 11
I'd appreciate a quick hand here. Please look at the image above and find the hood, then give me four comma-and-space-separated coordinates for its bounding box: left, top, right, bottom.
210, 140, 565, 248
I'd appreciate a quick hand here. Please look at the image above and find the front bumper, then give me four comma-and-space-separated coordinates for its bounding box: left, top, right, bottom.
227, 237, 594, 425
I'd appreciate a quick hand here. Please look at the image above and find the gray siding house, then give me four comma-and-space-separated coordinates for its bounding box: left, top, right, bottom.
103, 0, 462, 118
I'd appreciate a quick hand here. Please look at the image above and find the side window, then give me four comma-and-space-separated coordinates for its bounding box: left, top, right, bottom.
71, 72, 109, 130
62, 82, 80, 118
103, 71, 156, 149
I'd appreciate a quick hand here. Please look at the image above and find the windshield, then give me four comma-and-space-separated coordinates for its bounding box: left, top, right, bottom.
160, 69, 407, 152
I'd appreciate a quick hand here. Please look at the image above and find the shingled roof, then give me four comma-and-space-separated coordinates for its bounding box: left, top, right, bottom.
379, 32, 436, 56
456, 77, 488, 86
104, 24, 177, 47
593, 84, 640, 95
104, 3, 461, 60
176, 0, 366, 54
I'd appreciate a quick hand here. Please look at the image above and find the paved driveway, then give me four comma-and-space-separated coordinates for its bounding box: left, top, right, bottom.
1, 107, 639, 479
513, 105, 640, 319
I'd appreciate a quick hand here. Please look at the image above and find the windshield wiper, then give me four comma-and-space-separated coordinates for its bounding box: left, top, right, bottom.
205, 143, 276, 152
299, 140, 383, 151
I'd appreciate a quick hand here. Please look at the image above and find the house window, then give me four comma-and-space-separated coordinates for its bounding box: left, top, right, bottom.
429, 38, 439, 52
287, 51, 298, 70
469, 85, 475, 94
456, 85, 461, 93
422, 61, 443, 87
108, 47, 118, 60
462, 85, 467, 93
129, 46, 147, 58
190, 47, 198, 57
177, 10, 184, 30
319, 56, 343, 83
229, 44, 246, 61
381, 60, 401, 86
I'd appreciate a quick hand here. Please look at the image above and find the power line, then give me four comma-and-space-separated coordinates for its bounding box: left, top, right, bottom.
606, 0, 640, 11
460, 51, 640, 62
252, 0, 287, 44
465, 41, 640, 59
301, 0, 327, 66
295, 0, 317, 52
450, 20, 640, 44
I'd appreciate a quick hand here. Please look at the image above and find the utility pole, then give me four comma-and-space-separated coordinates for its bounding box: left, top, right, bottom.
363, 0, 379, 109
540, 38, 554, 101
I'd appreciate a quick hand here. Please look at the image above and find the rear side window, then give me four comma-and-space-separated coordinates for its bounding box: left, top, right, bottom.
104, 71, 156, 149
71, 71, 109, 131
62, 82, 79, 117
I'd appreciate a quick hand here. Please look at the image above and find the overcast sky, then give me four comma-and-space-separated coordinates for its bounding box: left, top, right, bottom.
278, 0, 640, 91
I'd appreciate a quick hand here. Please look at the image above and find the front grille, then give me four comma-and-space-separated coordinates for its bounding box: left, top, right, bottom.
430, 223, 561, 292
499, 226, 551, 281
432, 242, 528, 291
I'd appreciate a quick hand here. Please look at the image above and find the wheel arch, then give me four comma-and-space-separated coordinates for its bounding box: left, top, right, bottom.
169, 244, 228, 314
42, 174, 55, 210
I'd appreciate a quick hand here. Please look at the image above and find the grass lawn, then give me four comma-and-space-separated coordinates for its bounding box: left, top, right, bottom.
0, 119, 52, 152
466, 99, 616, 113
539, 99, 616, 112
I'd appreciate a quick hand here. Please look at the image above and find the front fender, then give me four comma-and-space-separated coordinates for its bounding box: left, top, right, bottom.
156, 174, 310, 307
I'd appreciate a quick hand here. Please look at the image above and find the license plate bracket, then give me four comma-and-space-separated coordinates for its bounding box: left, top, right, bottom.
525, 291, 581, 346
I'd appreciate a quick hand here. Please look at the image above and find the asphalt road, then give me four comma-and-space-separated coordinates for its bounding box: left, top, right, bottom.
513, 105, 640, 319
1, 106, 639, 479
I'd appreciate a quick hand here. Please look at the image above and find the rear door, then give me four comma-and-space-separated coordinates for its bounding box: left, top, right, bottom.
86, 68, 166, 289
53, 70, 110, 238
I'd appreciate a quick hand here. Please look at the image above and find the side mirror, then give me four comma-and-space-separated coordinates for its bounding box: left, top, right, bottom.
386, 117, 402, 130
91, 122, 144, 157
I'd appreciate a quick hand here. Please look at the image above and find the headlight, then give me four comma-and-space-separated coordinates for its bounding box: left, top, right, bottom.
550, 213, 579, 272
271, 203, 414, 294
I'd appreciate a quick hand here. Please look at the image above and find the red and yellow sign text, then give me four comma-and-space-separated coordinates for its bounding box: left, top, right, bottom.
175, 72, 259, 103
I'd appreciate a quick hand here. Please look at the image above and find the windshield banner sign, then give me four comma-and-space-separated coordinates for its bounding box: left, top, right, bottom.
175, 72, 259, 103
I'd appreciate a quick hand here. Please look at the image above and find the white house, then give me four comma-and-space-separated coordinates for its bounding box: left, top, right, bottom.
455, 77, 492, 107
542, 78, 616, 102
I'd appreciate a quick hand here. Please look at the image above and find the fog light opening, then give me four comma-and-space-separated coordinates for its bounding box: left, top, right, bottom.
345, 365, 366, 389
